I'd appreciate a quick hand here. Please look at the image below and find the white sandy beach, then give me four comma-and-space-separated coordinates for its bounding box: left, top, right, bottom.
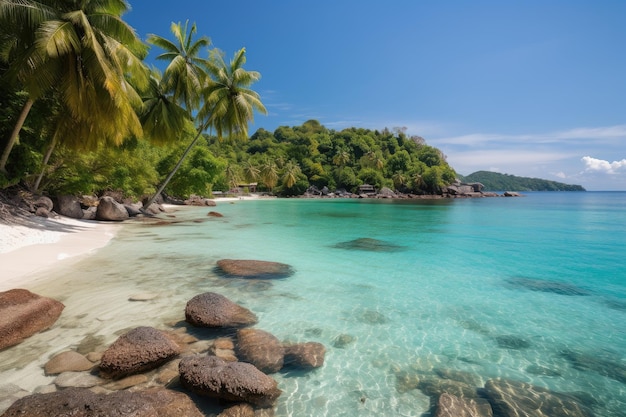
0, 215, 118, 291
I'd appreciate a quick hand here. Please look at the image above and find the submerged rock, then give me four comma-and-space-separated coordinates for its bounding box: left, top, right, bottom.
283, 342, 326, 369
494, 335, 531, 350
0, 289, 65, 350
44, 351, 94, 375
435, 393, 493, 417
332, 334, 356, 348
236, 328, 285, 374
179, 355, 281, 407
333, 237, 406, 252
559, 349, 626, 384
2, 387, 204, 417
185, 292, 258, 328
216, 259, 294, 279
483, 378, 595, 417
99, 326, 180, 379
504, 277, 590, 296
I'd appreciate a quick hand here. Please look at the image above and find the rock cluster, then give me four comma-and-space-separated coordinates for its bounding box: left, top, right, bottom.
216, 259, 294, 279
394, 367, 597, 417
1, 277, 326, 415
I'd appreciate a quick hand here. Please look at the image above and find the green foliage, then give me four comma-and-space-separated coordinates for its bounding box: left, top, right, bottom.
463, 171, 586, 191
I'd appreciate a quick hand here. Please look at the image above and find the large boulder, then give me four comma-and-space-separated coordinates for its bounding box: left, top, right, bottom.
185, 292, 257, 328
179, 355, 281, 407
99, 326, 180, 379
435, 393, 493, 417
236, 328, 284, 374
0, 289, 64, 350
483, 378, 595, 417
54, 195, 84, 219
283, 342, 326, 369
2, 387, 204, 417
216, 259, 294, 279
96, 196, 129, 221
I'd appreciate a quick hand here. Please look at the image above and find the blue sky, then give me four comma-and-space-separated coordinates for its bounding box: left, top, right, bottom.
126, 1, 626, 190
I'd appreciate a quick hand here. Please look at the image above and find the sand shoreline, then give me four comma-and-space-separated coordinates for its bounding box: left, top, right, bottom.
0, 195, 270, 291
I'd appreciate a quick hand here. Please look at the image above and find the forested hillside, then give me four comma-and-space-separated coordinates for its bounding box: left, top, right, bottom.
460, 171, 585, 191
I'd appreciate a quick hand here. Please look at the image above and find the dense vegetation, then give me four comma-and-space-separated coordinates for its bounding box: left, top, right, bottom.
0, 1, 457, 201
460, 171, 586, 191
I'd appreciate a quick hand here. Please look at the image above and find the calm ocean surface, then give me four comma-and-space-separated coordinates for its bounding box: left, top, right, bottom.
2, 192, 625, 416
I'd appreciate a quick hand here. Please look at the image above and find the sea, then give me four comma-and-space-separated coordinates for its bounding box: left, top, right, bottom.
1, 192, 625, 416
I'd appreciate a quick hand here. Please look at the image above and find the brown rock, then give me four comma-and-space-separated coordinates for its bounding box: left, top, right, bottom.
483, 378, 595, 417
99, 326, 180, 379
55, 195, 84, 219
44, 351, 94, 375
103, 374, 149, 391
218, 403, 255, 417
185, 292, 257, 328
179, 355, 281, 407
435, 393, 493, 417
1, 387, 204, 417
283, 342, 326, 369
208, 211, 224, 217
95, 196, 129, 221
216, 259, 294, 279
0, 289, 64, 350
237, 328, 285, 373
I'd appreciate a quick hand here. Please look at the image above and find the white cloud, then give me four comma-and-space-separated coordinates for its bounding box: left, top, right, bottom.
581, 156, 626, 174
554, 171, 566, 179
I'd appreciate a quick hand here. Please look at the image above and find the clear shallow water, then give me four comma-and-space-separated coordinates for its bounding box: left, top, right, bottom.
2, 192, 625, 416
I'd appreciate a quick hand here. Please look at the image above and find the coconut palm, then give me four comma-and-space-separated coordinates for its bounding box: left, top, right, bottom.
0, 0, 148, 174
260, 158, 278, 191
281, 160, 301, 189
242, 160, 260, 183
141, 35, 266, 209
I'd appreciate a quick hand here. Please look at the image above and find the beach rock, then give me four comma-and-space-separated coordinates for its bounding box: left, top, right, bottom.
0, 289, 65, 350
82, 207, 97, 220
185, 292, 258, 328
218, 403, 255, 417
44, 351, 94, 375
124, 203, 142, 217
483, 378, 596, 417
559, 349, 626, 384
184, 195, 216, 206
1, 387, 204, 417
143, 202, 164, 215
35, 206, 49, 217
435, 393, 493, 417
179, 355, 281, 407
378, 187, 397, 198
216, 259, 294, 279
503, 191, 521, 197
95, 196, 129, 221
208, 211, 224, 217
34, 196, 54, 212
55, 195, 83, 219
236, 328, 285, 373
283, 342, 326, 369
99, 326, 180, 379
494, 335, 531, 350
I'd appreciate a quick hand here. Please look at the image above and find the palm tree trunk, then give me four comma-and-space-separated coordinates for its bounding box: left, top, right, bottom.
33, 136, 58, 192
142, 124, 208, 210
0, 98, 34, 174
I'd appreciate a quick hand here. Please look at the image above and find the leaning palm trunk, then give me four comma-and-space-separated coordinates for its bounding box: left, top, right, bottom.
142, 124, 209, 210
0, 99, 34, 174
33, 136, 58, 192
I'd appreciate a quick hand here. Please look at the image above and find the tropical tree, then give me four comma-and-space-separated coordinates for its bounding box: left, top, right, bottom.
0, 0, 148, 174
141, 22, 266, 209
242, 160, 260, 183
281, 160, 301, 188
260, 158, 278, 191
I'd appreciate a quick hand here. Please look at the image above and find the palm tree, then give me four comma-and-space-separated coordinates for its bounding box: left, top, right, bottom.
260, 158, 278, 192
242, 160, 260, 183
392, 171, 407, 190
281, 160, 301, 189
0, 0, 148, 174
141, 32, 266, 209
225, 164, 241, 191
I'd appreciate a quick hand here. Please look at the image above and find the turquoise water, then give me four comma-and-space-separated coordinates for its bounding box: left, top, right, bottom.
2, 192, 626, 416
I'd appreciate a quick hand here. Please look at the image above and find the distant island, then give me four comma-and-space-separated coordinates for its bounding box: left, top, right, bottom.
459, 171, 586, 192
